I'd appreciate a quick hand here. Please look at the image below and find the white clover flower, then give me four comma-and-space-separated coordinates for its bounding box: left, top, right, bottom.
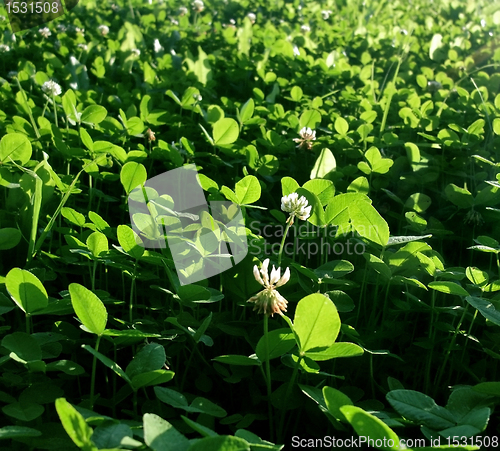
247, 12, 256, 23
293, 45, 300, 57
247, 259, 290, 316
192, 0, 204, 12
321, 10, 332, 20
39, 27, 51, 38
480, 18, 486, 27
170, 49, 177, 56
171, 18, 179, 25
281, 192, 312, 222
193, 93, 202, 102
111, 3, 120, 11
131, 48, 141, 56
7, 71, 18, 78
56, 24, 67, 33
42, 80, 62, 96
229, 18, 236, 25
0, 44, 10, 53
179, 6, 188, 15
427, 80, 442, 92
145, 128, 156, 142
293, 127, 316, 150
301, 24, 311, 33
0, 16, 5, 22
154, 39, 163, 53
97, 25, 109, 36
77, 43, 88, 51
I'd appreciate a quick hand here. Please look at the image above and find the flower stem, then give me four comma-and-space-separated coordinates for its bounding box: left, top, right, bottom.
277, 354, 301, 442
263, 315, 275, 442
90, 335, 102, 410
278, 220, 293, 267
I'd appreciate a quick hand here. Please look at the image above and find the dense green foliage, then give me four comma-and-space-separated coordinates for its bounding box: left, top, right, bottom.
1, 0, 500, 449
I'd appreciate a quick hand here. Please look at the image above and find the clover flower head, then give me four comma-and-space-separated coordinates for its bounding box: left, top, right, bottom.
293, 45, 300, 57
145, 128, 156, 142
77, 43, 88, 51
56, 24, 67, 33
179, 6, 188, 15
132, 48, 141, 56
0, 44, 10, 53
154, 39, 163, 53
247, 12, 256, 23
301, 24, 311, 33
281, 192, 312, 222
39, 27, 51, 38
97, 25, 109, 36
111, 4, 120, 11
0, 16, 5, 22
321, 10, 332, 20
293, 126, 316, 150
247, 259, 290, 316
42, 80, 62, 97
192, 0, 204, 12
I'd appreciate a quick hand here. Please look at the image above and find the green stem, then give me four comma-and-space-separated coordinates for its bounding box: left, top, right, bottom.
52, 93, 58, 128
434, 303, 469, 390
263, 315, 275, 442
90, 335, 102, 410
277, 354, 301, 442
278, 220, 293, 267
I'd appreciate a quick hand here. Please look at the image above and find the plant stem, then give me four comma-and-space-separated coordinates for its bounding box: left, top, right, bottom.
263, 315, 275, 443
90, 335, 102, 410
278, 220, 293, 267
277, 354, 301, 442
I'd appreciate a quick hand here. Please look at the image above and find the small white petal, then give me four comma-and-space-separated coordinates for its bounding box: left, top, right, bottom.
270, 266, 281, 285
253, 265, 264, 286
276, 267, 290, 287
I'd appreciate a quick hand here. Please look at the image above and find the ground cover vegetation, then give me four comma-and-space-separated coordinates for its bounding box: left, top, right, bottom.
1, 0, 500, 449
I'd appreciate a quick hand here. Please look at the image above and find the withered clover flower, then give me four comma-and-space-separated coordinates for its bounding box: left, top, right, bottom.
293, 126, 316, 150
247, 259, 290, 317
145, 128, 156, 142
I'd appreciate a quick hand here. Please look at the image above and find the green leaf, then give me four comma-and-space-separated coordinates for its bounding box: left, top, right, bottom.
131, 370, 175, 390
126, 343, 166, 379
303, 179, 335, 206
185, 46, 212, 86
189, 397, 227, 417
212, 355, 261, 366
299, 110, 321, 129
213, 118, 239, 146
0, 426, 41, 440
69, 283, 107, 335
429, 33, 444, 61
81, 105, 107, 125
364, 253, 392, 281
290, 86, 303, 101
238, 98, 255, 124
334, 117, 349, 135
2, 402, 44, 422
323, 386, 353, 422
310, 148, 336, 179
55, 398, 94, 448
82, 345, 131, 383
405, 142, 421, 165
293, 293, 340, 353
305, 342, 364, 361
61, 207, 86, 227
428, 281, 469, 296
6, 268, 48, 314
86, 231, 108, 258
2, 332, 41, 362
349, 200, 390, 246
117, 224, 144, 259
235, 175, 261, 205
386, 389, 456, 430
0, 133, 33, 165
120, 162, 147, 195
465, 296, 500, 326
0, 228, 22, 250
188, 436, 250, 451
281, 176, 300, 196
255, 328, 296, 362
143, 413, 190, 451
473, 382, 500, 396
340, 405, 400, 451
445, 184, 474, 208
405, 193, 432, 212
91, 423, 140, 449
